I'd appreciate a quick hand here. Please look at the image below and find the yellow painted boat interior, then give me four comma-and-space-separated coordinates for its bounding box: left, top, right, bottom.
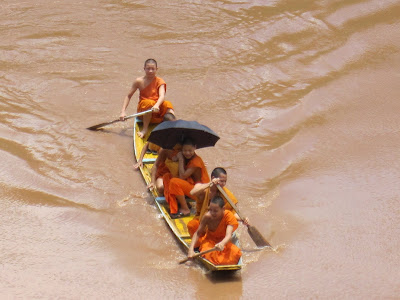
134, 119, 241, 271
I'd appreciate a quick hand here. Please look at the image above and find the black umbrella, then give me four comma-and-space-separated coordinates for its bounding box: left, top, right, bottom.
148, 119, 219, 149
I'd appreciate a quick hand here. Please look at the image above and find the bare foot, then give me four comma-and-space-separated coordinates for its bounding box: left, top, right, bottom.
137, 130, 147, 138
133, 161, 143, 170
179, 209, 191, 216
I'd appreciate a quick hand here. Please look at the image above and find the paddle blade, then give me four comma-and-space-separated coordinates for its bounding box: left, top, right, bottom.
87, 119, 119, 131
247, 225, 271, 248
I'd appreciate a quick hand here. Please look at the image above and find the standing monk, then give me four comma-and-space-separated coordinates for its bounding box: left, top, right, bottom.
188, 196, 242, 265
163, 138, 209, 218
188, 167, 249, 237
120, 59, 175, 138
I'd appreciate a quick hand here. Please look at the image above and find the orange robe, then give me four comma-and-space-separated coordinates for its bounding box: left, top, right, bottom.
155, 150, 179, 179
137, 76, 173, 124
187, 187, 238, 237
163, 154, 209, 214
199, 210, 242, 265
148, 142, 160, 152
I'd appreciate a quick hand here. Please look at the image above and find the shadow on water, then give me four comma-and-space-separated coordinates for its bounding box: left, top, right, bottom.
193, 269, 243, 299
204, 270, 242, 283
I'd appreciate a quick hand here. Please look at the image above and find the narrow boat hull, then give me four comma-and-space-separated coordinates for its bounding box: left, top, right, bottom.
133, 119, 242, 271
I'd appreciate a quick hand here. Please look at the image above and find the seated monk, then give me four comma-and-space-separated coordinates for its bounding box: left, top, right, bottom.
147, 143, 181, 194
120, 58, 175, 138
188, 196, 242, 265
163, 138, 209, 219
133, 113, 176, 170
187, 167, 249, 237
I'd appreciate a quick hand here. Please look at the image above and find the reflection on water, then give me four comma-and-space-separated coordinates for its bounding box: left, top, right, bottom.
1, 0, 400, 298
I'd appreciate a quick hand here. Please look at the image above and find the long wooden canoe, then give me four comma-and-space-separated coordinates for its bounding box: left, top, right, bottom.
133, 118, 242, 271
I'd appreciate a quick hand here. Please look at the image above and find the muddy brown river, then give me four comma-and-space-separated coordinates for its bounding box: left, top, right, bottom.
1, 0, 400, 298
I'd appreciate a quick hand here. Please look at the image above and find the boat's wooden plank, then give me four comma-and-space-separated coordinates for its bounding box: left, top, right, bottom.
172, 218, 191, 238
142, 158, 156, 164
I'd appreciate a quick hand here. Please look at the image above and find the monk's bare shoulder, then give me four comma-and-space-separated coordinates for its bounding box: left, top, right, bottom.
133, 76, 146, 89
201, 213, 212, 224
155, 149, 168, 166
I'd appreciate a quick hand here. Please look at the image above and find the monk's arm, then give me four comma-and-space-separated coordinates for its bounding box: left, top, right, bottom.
179, 167, 197, 180
190, 182, 211, 196
152, 84, 166, 112
215, 224, 234, 251
154, 150, 167, 168
148, 150, 167, 187
177, 153, 197, 179
188, 231, 200, 258
188, 217, 208, 258
190, 177, 221, 196
120, 80, 139, 119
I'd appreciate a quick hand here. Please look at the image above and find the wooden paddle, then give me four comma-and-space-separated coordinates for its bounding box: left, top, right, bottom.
86, 109, 153, 131
216, 185, 271, 248
179, 247, 218, 264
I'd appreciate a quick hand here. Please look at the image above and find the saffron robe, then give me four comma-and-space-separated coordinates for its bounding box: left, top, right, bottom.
199, 210, 242, 265
155, 149, 179, 179
148, 142, 160, 152
163, 154, 209, 214
137, 76, 173, 124
187, 186, 238, 237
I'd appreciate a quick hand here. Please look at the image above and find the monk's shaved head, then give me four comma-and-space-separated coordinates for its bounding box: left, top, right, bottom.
210, 196, 225, 208
144, 58, 157, 67
211, 167, 227, 178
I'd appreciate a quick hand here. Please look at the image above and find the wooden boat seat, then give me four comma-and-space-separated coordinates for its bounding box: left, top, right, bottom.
142, 158, 156, 164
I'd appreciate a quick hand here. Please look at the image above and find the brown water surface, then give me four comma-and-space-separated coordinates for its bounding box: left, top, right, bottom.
1, 0, 400, 298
